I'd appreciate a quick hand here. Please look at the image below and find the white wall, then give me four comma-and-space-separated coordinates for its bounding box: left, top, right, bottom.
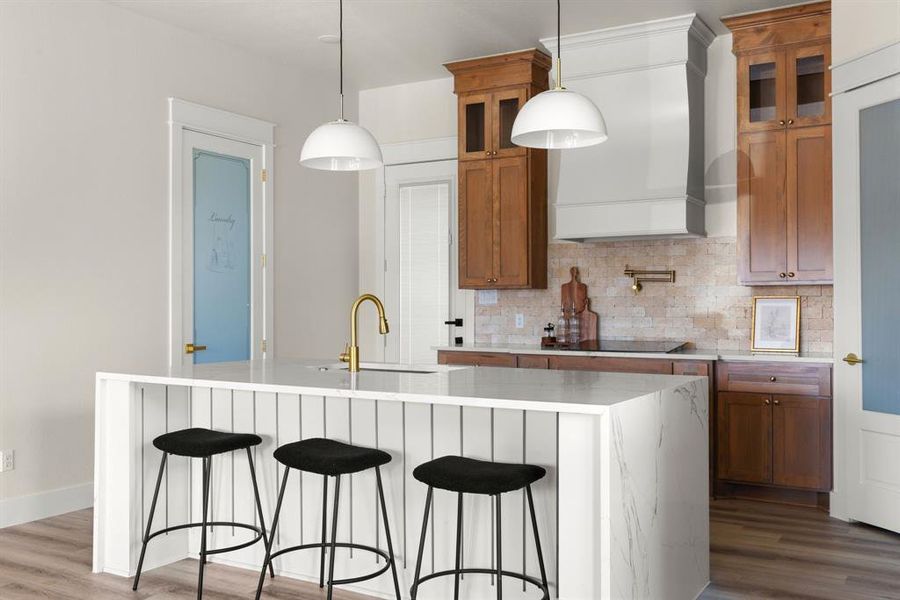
832, 0, 900, 64
0, 1, 358, 507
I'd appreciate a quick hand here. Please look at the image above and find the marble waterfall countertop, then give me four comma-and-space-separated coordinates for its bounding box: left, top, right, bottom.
435, 342, 834, 363
95, 359, 710, 599
96, 358, 705, 415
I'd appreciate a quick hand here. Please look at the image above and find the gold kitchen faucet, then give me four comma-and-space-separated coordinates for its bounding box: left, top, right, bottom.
339, 294, 389, 372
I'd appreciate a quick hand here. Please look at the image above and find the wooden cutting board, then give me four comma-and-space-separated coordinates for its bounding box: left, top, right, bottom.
561, 266, 598, 342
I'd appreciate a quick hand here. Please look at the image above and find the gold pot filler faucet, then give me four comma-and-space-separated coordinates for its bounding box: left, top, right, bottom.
339, 293, 390, 372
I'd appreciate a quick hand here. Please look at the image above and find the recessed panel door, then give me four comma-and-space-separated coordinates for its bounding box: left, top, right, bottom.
493, 156, 528, 287
459, 160, 494, 287
786, 125, 832, 282
738, 130, 788, 283
717, 392, 772, 484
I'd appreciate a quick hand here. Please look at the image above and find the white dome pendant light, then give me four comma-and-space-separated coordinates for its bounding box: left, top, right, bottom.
300, 0, 382, 171
511, 0, 608, 149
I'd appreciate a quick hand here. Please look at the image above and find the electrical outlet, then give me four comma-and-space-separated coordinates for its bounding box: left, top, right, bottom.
0, 450, 14, 472
515, 313, 525, 329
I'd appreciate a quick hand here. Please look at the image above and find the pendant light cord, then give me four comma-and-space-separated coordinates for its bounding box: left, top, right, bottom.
555, 0, 562, 90
339, 0, 345, 120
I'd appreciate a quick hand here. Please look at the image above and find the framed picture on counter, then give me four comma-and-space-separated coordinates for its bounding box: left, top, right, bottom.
751, 296, 801, 353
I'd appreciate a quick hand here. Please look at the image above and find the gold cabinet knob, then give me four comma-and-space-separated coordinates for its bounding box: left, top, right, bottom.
764, 398, 771, 405
788, 272, 795, 278
770, 376, 777, 382
843, 353, 864, 365
787, 119, 794, 125
774, 399, 781, 405
779, 272, 787, 278
779, 120, 786, 126
485, 151, 491, 156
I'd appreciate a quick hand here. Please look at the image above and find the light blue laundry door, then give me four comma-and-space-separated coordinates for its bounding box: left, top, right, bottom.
192, 149, 251, 364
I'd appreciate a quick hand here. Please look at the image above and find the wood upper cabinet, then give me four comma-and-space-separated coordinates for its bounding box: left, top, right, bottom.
717, 392, 772, 484
738, 131, 788, 282
786, 125, 832, 281
459, 160, 494, 285
446, 50, 550, 289
726, 2, 832, 286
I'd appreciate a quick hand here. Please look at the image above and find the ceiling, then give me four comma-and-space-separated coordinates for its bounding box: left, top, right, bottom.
111, 0, 800, 90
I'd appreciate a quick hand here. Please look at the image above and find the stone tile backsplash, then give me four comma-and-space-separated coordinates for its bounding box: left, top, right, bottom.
474, 238, 833, 354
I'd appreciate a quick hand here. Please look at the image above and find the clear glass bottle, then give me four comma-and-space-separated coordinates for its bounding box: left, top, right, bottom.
556, 306, 569, 346
568, 301, 581, 346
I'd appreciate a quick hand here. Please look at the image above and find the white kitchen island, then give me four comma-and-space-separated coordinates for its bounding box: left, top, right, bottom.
93, 360, 709, 600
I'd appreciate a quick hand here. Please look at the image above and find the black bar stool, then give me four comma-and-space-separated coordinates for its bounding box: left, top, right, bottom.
133, 427, 274, 600
254, 437, 401, 600
410, 455, 549, 600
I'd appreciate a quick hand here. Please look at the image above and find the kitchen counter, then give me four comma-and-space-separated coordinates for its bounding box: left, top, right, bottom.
435, 343, 834, 364
94, 359, 709, 600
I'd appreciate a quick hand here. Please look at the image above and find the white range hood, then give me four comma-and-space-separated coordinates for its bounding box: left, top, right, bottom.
549, 14, 714, 241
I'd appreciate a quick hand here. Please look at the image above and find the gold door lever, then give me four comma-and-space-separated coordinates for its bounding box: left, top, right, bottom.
185, 343, 208, 354
842, 353, 863, 365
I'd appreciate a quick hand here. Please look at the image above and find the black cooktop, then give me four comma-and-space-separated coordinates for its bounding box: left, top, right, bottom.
550, 340, 687, 353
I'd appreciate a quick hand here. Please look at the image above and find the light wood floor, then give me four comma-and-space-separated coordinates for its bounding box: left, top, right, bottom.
1, 500, 898, 599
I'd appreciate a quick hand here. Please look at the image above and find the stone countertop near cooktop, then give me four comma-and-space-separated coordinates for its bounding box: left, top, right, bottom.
434, 343, 834, 364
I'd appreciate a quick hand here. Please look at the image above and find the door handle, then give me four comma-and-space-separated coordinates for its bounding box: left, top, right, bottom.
842, 353, 863, 365
185, 343, 207, 354
444, 318, 464, 327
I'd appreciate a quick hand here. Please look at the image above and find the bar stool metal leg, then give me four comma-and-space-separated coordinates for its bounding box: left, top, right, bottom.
375, 467, 402, 600
197, 456, 211, 600
495, 494, 503, 600
410, 486, 433, 600
453, 492, 463, 600
526, 485, 549, 592
255, 467, 289, 600
133, 452, 167, 591
319, 475, 329, 588
246, 448, 275, 578
326, 475, 342, 600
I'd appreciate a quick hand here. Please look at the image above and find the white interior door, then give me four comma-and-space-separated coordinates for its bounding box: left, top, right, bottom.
833, 72, 900, 533
179, 130, 265, 366
383, 160, 473, 364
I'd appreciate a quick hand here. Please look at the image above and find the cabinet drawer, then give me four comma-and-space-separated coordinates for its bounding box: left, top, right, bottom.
673, 361, 711, 377
548, 356, 673, 374
437, 351, 516, 368
717, 361, 831, 396
516, 354, 549, 369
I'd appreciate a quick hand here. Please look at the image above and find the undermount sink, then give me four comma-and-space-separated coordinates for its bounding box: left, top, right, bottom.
316, 362, 459, 375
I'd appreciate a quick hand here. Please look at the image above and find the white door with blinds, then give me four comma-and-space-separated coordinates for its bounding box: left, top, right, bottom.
383, 160, 472, 364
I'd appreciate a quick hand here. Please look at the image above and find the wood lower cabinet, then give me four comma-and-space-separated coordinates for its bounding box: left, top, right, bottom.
772, 395, 831, 490
437, 351, 517, 368
716, 362, 832, 496
548, 355, 673, 374
717, 392, 773, 484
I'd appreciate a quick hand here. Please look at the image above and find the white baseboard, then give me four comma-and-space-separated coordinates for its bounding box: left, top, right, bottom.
0, 482, 93, 528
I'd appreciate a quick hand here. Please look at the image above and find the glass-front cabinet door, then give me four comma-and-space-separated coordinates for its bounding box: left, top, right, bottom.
492, 88, 527, 158
787, 42, 831, 127
458, 93, 492, 161
738, 50, 785, 132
